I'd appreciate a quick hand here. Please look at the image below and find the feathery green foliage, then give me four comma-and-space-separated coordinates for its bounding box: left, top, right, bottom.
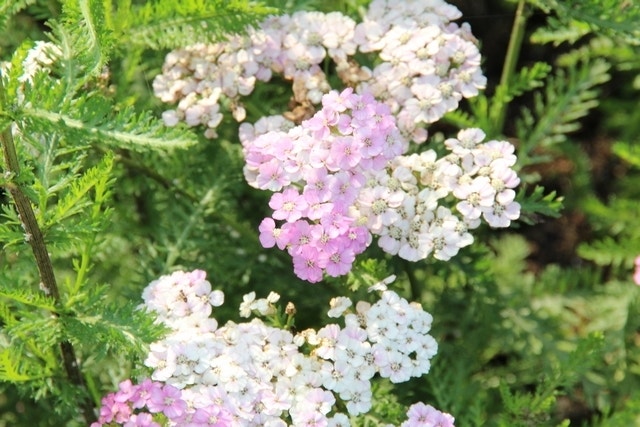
528, 0, 640, 45
516, 59, 611, 167
460, 62, 552, 138
613, 140, 640, 168
0, 0, 38, 34
118, 0, 277, 50
516, 186, 563, 225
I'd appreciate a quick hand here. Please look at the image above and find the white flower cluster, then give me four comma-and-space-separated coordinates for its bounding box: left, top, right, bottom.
1, 41, 62, 104
352, 128, 521, 261
355, 0, 486, 142
153, 0, 485, 143
153, 11, 357, 138
141, 270, 439, 426
19, 41, 62, 83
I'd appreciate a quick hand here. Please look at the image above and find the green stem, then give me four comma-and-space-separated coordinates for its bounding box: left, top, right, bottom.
495, 0, 530, 135
0, 82, 96, 424
403, 260, 420, 301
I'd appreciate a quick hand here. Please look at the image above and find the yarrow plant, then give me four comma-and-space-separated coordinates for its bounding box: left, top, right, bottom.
5, 0, 639, 426
92, 270, 453, 426
153, 0, 520, 282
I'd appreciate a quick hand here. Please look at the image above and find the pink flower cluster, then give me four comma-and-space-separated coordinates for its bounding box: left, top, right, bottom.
243, 88, 407, 282
91, 379, 231, 427
401, 402, 455, 427
122, 270, 450, 426
634, 256, 640, 285
245, 110, 520, 275
352, 128, 521, 261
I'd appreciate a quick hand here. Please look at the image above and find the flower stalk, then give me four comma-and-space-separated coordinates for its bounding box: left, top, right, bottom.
496, 0, 531, 134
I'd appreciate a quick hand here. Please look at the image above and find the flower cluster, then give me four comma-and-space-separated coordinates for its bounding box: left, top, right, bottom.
401, 402, 455, 427
355, 0, 486, 142
243, 88, 406, 282
88, 269, 454, 426
1, 41, 63, 105
352, 127, 521, 261
90, 379, 231, 427
151, 1, 521, 282
634, 256, 640, 285
153, 11, 358, 138
153, 0, 485, 141
245, 98, 520, 276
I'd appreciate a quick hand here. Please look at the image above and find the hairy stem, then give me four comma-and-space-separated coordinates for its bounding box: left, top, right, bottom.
496, 0, 530, 134
1, 89, 96, 424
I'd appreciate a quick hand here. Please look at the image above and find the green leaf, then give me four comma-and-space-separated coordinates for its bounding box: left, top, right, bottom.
516, 60, 610, 166
577, 236, 640, 268
49, 0, 114, 95
490, 62, 552, 121
0, 0, 37, 34
65, 301, 166, 361
46, 152, 114, 227
0, 349, 40, 382
530, 17, 591, 46
0, 287, 57, 312
121, 0, 278, 50
529, 0, 640, 45
612, 140, 640, 168
20, 104, 199, 151
516, 186, 564, 225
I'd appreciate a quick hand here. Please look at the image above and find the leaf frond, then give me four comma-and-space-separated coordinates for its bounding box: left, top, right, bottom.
20, 102, 199, 151
0, 0, 37, 34
49, 0, 113, 92
0, 287, 57, 312
46, 153, 114, 227
530, 0, 640, 45
122, 0, 277, 50
0, 349, 41, 382
516, 59, 611, 165
516, 186, 564, 225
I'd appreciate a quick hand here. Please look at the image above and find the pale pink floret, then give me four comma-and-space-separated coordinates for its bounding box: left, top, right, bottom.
402, 402, 455, 427
269, 188, 308, 222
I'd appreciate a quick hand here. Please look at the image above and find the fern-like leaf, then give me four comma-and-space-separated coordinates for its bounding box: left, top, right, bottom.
48, 0, 114, 95
612, 140, 640, 168
491, 62, 552, 123
517, 186, 564, 225
0, 349, 39, 382
0, 0, 37, 34
516, 60, 610, 165
0, 287, 57, 312
120, 0, 277, 50
20, 102, 199, 151
65, 301, 165, 361
45, 153, 114, 228
442, 108, 477, 129
530, 17, 592, 46
529, 0, 640, 45
577, 236, 640, 268
0, 204, 28, 249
